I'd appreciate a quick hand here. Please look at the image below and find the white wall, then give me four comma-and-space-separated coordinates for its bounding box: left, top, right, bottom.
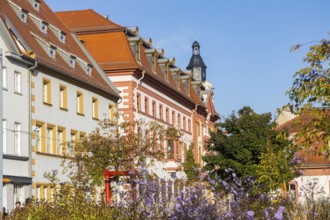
32, 70, 117, 183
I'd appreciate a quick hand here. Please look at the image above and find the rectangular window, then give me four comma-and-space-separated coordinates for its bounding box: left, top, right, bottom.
159, 105, 163, 120
43, 79, 51, 104
76, 91, 84, 115
177, 114, 181, 129
69, 130, 78, 156
167, 140, 174, 159
14, 71, 22, 93
71, 130, 77, 142
36, 186, 41, 201
166, 108, 169, 123
172, 111, 175, 125
92, 97, 98, 119
109, 104, 115, 122
35, 123, 45, 153
137, 93, 141, 112
152, 101, 156, 117
43, 186, 48, 200
57, 127, 66, 156
59, 85, 67, 110
14, 184, 23, 205
46, 126, 53, 154
144, 97, 149, 114
3, 119, 6, 154
183, 116, 186, 131
14, 122, 21, 155
188, 119, 191, 132
3, 67, 7, 89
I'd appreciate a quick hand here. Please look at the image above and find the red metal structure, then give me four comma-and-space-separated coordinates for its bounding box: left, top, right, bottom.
103, 170, 130, 204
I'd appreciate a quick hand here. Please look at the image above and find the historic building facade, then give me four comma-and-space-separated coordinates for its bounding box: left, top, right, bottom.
276, 107, 330, 201
1, 0, 120, 212
56, 9, 219, 178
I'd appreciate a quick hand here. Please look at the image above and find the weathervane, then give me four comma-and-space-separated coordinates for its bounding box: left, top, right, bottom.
194, 34, 198, 41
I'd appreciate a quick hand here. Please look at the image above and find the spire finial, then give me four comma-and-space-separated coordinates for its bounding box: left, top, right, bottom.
194, 34, 198, 41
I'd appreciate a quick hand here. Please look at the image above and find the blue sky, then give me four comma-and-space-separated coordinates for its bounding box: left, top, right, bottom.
46, 0, 330, 118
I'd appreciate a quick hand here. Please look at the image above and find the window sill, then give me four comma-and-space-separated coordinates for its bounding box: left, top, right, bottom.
77, 112, 85, 116
60, 107, 68, 111
14, 91, 22, 95
3, 154, 29, 161
92, 117, 99, 121
3, 87, 8, 91
36, 151, 64, 158
43, 102, 52, 107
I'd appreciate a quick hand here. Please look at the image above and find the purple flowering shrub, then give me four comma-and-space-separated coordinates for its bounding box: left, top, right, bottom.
7, 167, 330, 219
109, 166, 290, 220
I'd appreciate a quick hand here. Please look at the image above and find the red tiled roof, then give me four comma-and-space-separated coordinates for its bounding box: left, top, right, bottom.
0, 0, 119, 99
78, 32, 138, 71
277, 111, 330, 166
55, 9, 124, 33
56, 9, 199, 106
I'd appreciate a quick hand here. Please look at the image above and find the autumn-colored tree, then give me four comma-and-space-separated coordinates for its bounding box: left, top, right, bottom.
288, 36, 330, 156
64, 117, 181, 186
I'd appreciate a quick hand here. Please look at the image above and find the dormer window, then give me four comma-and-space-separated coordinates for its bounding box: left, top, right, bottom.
145, 49, 156, 71
33, 1, 40, 11
49, 45, 56, 59
41, 21, 48, 34
59, 32, 66, 43
86, 64, 92, 75
148, 54, 155, 70
128, 37, 141, 61
20, 10, 27, 23
69, 55, 76, 68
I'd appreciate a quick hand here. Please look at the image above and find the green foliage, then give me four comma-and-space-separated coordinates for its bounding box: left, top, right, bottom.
203, 106, 299, 192
183, 144, 198, 181
64, 118, 180, 186
288, 37, 330, 155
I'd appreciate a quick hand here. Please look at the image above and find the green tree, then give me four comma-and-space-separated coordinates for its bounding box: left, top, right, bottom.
183, 144, 198, 181
288, 37, 330, 156
203, 106, 299, 192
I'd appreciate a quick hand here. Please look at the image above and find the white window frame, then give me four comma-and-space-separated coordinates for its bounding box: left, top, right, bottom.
46, 127, 52, 154
20, 11, 27, 23
59, 33, 66, 43
14, 71, 22, 94
33, 1, 40, 11
36, 125, 42, 152
14, 122, 21, 155
57, 130, 63, 155
14, 184, 23, 205
41, 22, 48, 34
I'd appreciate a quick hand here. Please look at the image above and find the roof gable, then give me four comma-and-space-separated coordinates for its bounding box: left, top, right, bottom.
1, 0, 119, 99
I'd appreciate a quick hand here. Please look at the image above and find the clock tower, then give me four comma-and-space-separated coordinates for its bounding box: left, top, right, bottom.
186, 40, 207, 82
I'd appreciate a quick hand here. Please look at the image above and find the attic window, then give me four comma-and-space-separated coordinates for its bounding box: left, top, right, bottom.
147, 54, 155, 70
20, 10, 27, 23
59, 32, 66, 43
69, 56, 76, 68
86, 64, 92, 75
41, 21, 48, 34
49, 45, 56, 59
33, 1, 40, 11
